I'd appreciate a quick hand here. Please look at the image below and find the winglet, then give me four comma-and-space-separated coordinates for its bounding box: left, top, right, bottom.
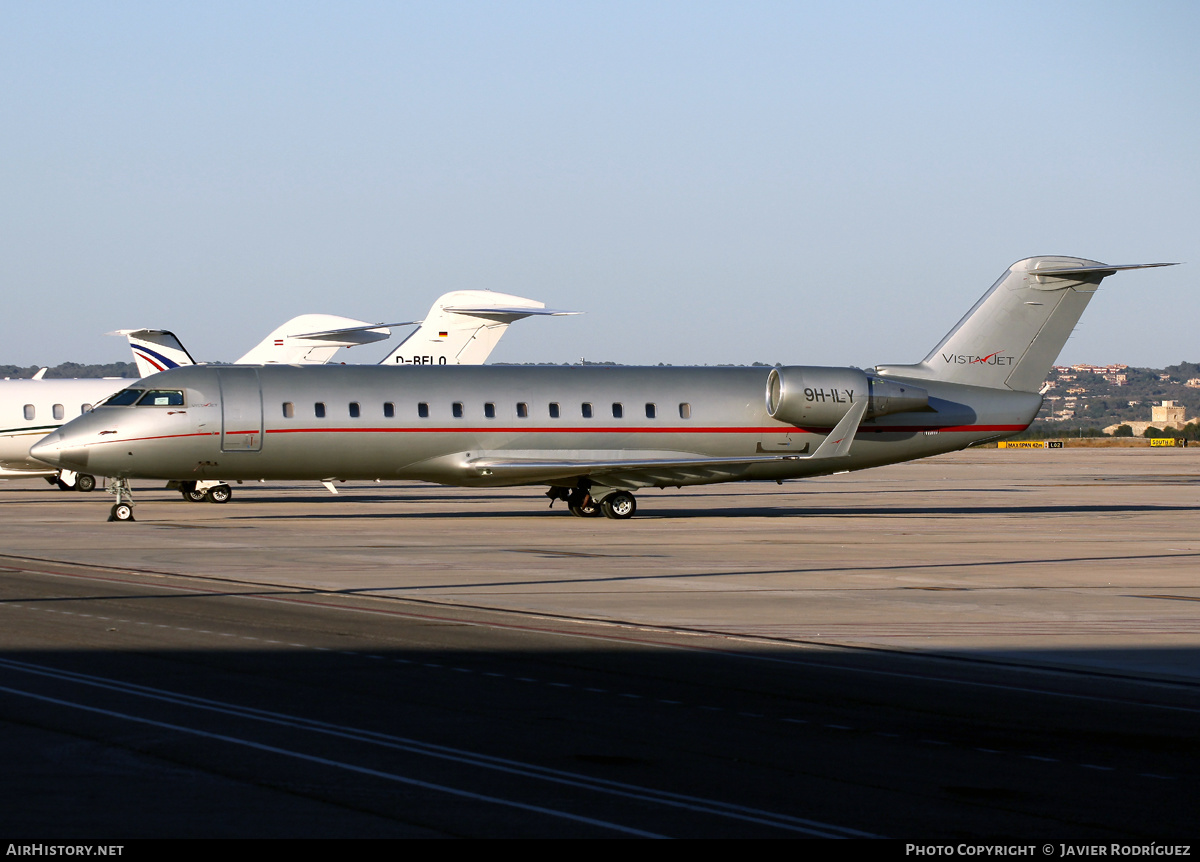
807, 397, 869, 460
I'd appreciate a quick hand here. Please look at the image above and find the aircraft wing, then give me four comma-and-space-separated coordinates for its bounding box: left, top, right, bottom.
467, 452, 799, 487
283, 322, 392, 341
466, 398, 869, 487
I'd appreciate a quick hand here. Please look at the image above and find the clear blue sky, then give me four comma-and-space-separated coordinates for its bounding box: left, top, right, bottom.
3, 1, 1196, 369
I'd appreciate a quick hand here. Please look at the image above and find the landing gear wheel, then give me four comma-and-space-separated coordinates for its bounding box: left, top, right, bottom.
204, 484, 232, 504
76, 474, 96, 493
602, 491, 637, 520
179, 481, 206, 502
109, 503, 135, 522
566, 488, 600, 517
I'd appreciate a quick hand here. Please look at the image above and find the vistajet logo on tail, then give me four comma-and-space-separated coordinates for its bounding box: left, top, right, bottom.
941, 350, 1014, 366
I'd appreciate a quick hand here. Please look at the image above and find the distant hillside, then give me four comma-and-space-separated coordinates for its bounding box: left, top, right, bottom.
0, 362, 140, 380
1035, 361, 1200, 430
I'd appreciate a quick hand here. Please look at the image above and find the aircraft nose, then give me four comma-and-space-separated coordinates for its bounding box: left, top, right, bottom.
30, 428, 88, 470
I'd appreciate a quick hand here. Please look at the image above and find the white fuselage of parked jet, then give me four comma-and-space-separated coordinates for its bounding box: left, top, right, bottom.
0, 378, 127, 480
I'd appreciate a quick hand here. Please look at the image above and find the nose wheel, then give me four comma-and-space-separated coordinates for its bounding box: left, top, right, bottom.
106, 477, 136, 523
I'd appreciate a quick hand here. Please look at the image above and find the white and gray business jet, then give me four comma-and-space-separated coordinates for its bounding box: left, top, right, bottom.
32, 257, 1174, 522
5, 290, 572, 496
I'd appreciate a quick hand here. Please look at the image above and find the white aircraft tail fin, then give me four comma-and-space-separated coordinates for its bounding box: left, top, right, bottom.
235, 315, 391, 365
109, 329, 197, 377
875, 258, 1177, 392
379, 290, 579, 366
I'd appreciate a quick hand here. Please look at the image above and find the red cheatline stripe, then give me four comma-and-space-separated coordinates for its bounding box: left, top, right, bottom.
255, 424, 1026, 435
92, 424, 1028, 446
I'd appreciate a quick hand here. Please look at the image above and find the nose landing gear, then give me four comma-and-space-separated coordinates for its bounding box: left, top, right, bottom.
107, 478, 135, 522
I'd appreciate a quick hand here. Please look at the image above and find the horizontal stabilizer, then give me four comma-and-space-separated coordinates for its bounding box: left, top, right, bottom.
442, 306, 580, 319
282, 323, 392, 342
1026, 262, 1177, 280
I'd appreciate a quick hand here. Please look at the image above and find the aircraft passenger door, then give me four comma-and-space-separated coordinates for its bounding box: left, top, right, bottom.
219, 368, 264, 453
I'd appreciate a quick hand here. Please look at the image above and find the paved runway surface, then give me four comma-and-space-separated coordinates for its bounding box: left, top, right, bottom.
1, 448, 1197, 838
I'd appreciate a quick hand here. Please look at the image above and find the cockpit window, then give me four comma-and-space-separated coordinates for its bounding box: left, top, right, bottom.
136, 390, 185, 407
104, 389, 144, 406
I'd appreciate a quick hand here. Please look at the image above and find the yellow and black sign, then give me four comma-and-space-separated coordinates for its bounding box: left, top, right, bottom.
1150, 437, 1179, 447
999, 441, 1044, 449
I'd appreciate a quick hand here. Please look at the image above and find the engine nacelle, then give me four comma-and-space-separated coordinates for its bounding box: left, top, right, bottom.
766, 367, 931, 427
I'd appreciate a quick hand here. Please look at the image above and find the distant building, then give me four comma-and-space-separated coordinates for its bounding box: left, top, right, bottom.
1104, 400, 1193, 436
1153, 400, 1187, 424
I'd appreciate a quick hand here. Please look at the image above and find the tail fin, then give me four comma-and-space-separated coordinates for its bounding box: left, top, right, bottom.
235, 314, 391, 364
875, 257, 1176, 391
109, 329, 197, 377
379, 290, 579, 366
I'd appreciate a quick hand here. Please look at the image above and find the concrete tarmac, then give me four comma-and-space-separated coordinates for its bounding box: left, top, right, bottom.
1, 447, 1198, 838
3, 447, 1198, 680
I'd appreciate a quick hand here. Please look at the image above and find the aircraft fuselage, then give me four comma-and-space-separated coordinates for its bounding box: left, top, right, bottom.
31, 363, 1041, 489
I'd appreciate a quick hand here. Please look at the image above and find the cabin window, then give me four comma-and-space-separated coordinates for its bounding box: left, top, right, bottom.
549, 402, 560, 419
418, 402, 429, 418
23, 404, 34, 420
81, 404, 92, 414
349, 402, 360, 419
315, 402, 326, 418
283, 402, 294, 418
53, 404, 64, 421
452, 402, 464, 418
645, 403, 656, 419
383, 402, 395, 418
581, 402, 593, 419
516, 402, 528, 418
137, 390, 185, 407
484, 402, 496, 419
679, 402, 692, 419
612, 402, 623, 419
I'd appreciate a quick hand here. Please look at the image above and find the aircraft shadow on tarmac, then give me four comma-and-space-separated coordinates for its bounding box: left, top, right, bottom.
1, 634, 1197, 839
205, 501, 1200, 521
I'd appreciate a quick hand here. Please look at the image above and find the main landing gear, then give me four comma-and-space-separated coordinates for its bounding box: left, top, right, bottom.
177, 480, 233, 504
546, 484, 638, 520
49, 470, 97, 492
